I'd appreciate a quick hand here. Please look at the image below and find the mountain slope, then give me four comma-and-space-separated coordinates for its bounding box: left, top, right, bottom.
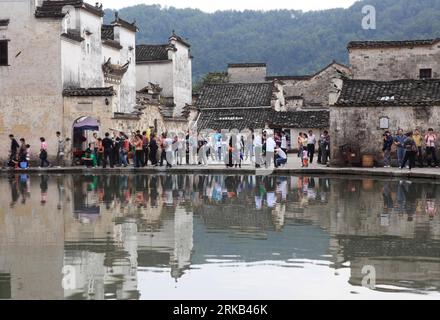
104, 0, 440, 81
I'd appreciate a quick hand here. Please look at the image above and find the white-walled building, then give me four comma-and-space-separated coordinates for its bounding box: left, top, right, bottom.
136, 32, 193, 117
0, 0, 139, 159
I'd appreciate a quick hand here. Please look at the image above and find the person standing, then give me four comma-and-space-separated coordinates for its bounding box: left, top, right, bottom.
90, 132, 98, 159
164, 133, 174, 168
142, 131, 149, 167
394, 129, 407, 168
134, 134, 143, 168
307, 130, 317, 164
412, 129, 424, 168
65, 138, 72, 166
382, 131, 393, 168
297, 132, 303, 159
119, 133, 129, 167
102, 132, 114, 168
400, 132, 417, 171
18, 138, 27, 167
9, 134, 19, 163
280, 131, 288, 155
320, 131, 330, 166
39, 137, 50, 168
254, 131, 263, 168
56, 131, 65, 167
97, 138, 104, 166
265, 132, 276, 168
425, 128, 438, 167
149, 134, 158, 166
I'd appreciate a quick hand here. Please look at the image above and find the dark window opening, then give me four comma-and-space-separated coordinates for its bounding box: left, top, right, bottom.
0, 40, 8, 66
420, 68, 432, 79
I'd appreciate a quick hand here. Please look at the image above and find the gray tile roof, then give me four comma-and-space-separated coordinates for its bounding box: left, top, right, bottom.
196, 83, 273, 109
197, 108, 272, 131
35, 1, 104, 19
197, 109, 329, 130
269, 110, 329, 128
63, 87, 114, 97
347, 39, 440, 49
335, 78, 440, 106
112, 15, 138, 33
101, 25, 114, 41
136, 44, 171, 62
61, 30, 84, 42
228, 63, 266, 68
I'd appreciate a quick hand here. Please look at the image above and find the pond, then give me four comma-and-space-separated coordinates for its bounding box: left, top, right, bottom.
0, 173, 440, 300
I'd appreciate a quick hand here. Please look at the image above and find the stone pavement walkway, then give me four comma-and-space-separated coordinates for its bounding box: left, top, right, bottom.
2, 154, 440, 180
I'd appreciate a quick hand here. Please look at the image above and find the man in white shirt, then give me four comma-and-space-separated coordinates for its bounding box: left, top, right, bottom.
164, 135, 174, 168
275, 147, 287, 168
307, 130, 317, 164
265, 133, 276, 168
254, 132, 263, 168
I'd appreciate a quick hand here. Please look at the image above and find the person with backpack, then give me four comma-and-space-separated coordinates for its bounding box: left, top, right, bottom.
400, 132, 417, 171
18, 138, 28, 169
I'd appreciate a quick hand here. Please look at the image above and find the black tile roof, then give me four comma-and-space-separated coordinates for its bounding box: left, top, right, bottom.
169, 31, 191, 48
63, 87, 114, 97
228, 63, 266, 68
136, 44, 171, 62
61, 30, 84, 42
112, 15, 138, 33
335, 78, 440, 106
347, 39, 440, 49
197, 109, 329, 130
101, 25, 114, 41
196, 83, 273, 109
269, 110, 329, 129
0, 19, 10, 27
197, 108, 271, 131
35, 1, 104, 19
265, 61, 350, 82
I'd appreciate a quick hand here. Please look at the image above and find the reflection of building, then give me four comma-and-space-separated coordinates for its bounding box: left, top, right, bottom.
2, 174, 440, 298
0, 175, 64, 300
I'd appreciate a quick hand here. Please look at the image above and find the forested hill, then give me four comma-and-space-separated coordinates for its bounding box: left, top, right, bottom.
104, 0, 440, 81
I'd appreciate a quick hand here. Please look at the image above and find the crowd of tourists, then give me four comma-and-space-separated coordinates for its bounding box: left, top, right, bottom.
6, 132, 69, 169
4, 128, 332, 170
296, 130, 331, 167
383, 128, 439, 171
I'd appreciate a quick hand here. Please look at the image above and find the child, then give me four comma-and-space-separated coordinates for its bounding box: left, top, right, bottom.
302, 148, 309, 167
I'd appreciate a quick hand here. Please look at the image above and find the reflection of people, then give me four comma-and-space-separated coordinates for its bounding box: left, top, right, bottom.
40, 175, 49, 205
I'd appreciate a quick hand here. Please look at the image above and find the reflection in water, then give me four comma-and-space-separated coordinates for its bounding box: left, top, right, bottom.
1, 174, 440, 299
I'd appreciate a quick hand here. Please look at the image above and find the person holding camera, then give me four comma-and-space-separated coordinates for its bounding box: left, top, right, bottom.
383, 131, 393, 168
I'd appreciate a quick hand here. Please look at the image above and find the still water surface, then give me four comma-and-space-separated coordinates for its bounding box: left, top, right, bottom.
1, 173, 440, 300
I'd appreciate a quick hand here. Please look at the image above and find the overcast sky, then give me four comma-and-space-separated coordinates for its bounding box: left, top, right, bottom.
99, 0, 358, 12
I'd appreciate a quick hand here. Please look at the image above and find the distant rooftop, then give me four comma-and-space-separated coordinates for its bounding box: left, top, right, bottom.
336, 78, 440, 107
347, 39, 440, 49
35, 0, 104, 19
196, 82, 273, 109
228, 63, 267, 68
136, 44, 171, 62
